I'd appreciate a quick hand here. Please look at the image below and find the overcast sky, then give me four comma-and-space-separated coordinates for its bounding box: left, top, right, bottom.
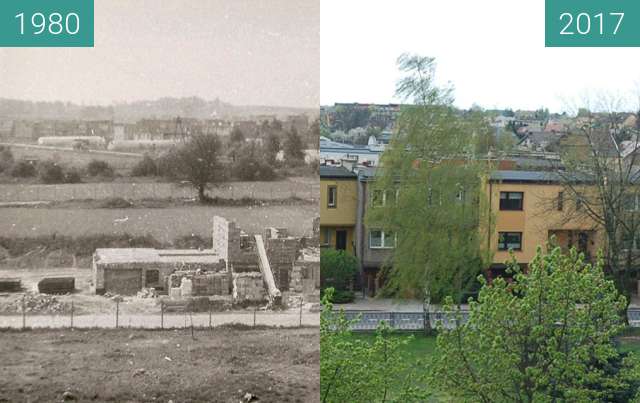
0, 0, 319, 108
321, 0, 640, 112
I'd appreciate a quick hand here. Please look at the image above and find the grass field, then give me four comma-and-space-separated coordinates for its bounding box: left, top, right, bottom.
4, 143, 142, 174
0, 327, 319, 402
0, 177, 318, 202
0, 204, 317, 242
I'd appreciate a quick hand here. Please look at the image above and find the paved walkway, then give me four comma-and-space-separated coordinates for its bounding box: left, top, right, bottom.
0, 311, 319, 329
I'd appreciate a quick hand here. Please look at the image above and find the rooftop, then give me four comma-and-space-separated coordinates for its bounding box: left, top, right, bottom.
319, 165, 357, 179
94, 248, 223, 265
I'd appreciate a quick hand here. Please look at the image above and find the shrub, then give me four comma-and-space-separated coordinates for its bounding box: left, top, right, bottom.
320, 289, 430, 402
330, 289, 355, 304
63, 168, 82, 184
10, 160, 36, 178
100, 197, 133, 208
432, 246, 637, 401
86, 160, 114, 177
38, 161, 65, 184
233, 154, 277, 181
320, 249, 358, 300
0, 146, 14, 173
131, 155, 158, 177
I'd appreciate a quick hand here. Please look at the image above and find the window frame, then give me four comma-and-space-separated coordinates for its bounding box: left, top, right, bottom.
321, 227, 332, 247
371, 189, 399, 208
498, 232, 523, 251
499, 191, 524, 211
369, 229, 396, 249
327, 185, 337, 208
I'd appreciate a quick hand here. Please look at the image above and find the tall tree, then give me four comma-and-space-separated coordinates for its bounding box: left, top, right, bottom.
433, 246, 638, 402
552, 101, 640, 300
265, 131, 281, 164
284, 126, 305, 163
229, 126, 245, 144
167, 134, 225, 203
368, 54, 493, 305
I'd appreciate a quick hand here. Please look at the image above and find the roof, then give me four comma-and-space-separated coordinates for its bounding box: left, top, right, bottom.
320, 165, 357, 179
94, 248, 222, 265
490, 170, 563, 183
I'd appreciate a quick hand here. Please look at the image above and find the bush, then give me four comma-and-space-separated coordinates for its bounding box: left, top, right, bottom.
233, 154, 277, 181
328, 289, 355, 304
100, 197, 133, 208
321, 249, 358, 295
38, 161, 65, 184
0, 146, 14, 173
86, 160, 114, 177
10, 160, 36, 178
131, 155, 158, 177
63, 168, 82, 184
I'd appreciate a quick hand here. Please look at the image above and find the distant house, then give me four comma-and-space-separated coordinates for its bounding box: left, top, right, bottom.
517, 131, 563, 152
320, 136, 384, 166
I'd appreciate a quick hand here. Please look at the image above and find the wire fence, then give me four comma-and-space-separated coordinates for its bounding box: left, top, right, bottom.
0, 297, 319, 330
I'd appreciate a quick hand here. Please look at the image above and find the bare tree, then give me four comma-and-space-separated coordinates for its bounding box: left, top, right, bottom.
551, 94, 640, 299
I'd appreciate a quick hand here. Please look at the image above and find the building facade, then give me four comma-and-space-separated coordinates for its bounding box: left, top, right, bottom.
320, 166, 358, 255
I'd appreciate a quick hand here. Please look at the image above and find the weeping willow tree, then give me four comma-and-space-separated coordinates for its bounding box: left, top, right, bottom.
367, 54, 493, 304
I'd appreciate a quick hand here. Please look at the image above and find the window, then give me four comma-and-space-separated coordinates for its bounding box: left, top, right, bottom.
498, 232, 522, 251
557, 191, 564, 211
321, 228, 332, 246
499, 192, 523, 210
371, 189, 398, 207
369, 230, 396, 249
327, 186, 337, 208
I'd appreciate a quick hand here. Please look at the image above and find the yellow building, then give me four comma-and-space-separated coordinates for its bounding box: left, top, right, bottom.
486, 170, 602, 277
320, 165, 358, 254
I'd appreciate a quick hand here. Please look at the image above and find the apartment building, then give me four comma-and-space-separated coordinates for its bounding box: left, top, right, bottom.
486, 170, 602, 276
319, 162, 614, 296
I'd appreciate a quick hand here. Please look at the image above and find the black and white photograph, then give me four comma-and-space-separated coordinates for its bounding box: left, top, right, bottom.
0, 1, 320, 402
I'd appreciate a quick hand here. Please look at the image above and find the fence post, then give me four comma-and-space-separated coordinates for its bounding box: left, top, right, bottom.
22, 294, 26, 330
253, 307, 257, 327
70, 301, 74, 329
160, 300, 164, 329
208, 305, 212, 329
189, 308, 194, 339
115, 300, 119, 329
299, 297, 303, 328
390, 312, 395, 329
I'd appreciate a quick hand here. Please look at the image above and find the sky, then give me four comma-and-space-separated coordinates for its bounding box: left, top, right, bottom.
321, 0, 640, 112
0, 0, 319, 108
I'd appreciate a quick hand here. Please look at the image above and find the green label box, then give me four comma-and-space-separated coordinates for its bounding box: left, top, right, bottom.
546, 0, 640, 47
0, 0, 94, 47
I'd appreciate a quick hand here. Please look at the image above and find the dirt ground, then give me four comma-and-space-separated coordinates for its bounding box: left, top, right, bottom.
0, 327, 319, 403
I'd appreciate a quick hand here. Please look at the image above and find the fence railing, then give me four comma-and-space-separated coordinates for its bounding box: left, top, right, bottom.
0, 298, 319, 330
339, 308, 640, 331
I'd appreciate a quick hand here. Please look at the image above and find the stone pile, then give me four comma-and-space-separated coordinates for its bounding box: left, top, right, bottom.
136, 288, 157, 298
0, 292, 70, 314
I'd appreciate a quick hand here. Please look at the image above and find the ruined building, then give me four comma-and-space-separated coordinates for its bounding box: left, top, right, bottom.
92, 216, 320, 307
